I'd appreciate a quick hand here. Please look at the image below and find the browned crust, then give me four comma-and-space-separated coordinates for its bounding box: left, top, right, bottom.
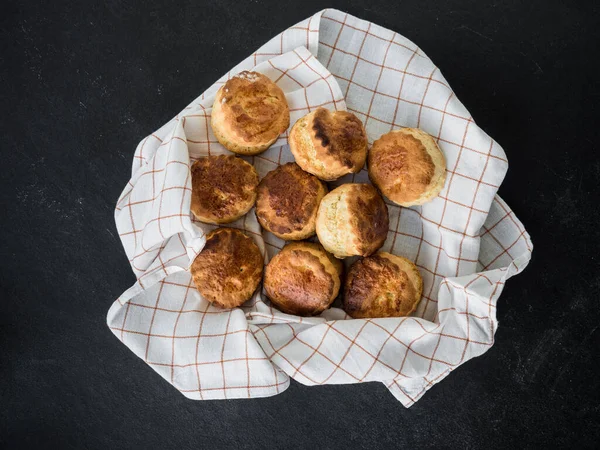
190, 228, 263, 309
255, 163, 327, 240
311, 108, 366, 169
211, 71, 289, 153
348, 184, 389, 256
190, 155, 259, 224
368, 130, 441, 205
264, 242, 343, 316
288, 108, 368, 180
343, 253, 423, 318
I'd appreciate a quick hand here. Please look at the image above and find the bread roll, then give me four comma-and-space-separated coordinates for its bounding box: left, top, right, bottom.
190, 155, 259, 224
288, 107, 368, 180
190, 228, 263, 309
368, 128, 446, 206
211, 71, 289, 155
343, 252, 423, 318
255, 163, 327, 240
316, 183, 389, 258
263, 242, 343, 316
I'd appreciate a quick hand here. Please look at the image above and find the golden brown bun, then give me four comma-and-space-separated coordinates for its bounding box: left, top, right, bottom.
343, 252, 423, 318
190, 155, 259, 224
368, 128, 446, 206
255, 163, 328, 240
190, 228, 263, 309
211, 71, 290, 155
315, 183, 389, 259
288, 108, 368, 181
264, 242, 343, 316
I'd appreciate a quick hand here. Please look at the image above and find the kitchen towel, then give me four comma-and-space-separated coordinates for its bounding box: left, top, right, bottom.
107, 8, 532, 407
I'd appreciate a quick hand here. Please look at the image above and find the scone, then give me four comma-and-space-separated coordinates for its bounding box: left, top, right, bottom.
190, 155, 259, 224
288, 107, 368, 181
211, 71, 290, 155
190, 228, 263, 309
368, 128, 446, 207
343, 252, 423, 318
255, 163, 328, 240
263, 242, 343, 316
315, 183, 389, 258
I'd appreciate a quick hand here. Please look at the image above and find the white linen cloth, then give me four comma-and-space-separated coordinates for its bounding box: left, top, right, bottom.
107, 8, 532, 406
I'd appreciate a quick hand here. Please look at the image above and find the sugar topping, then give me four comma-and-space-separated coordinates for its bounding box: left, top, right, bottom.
236, 71, 260, 82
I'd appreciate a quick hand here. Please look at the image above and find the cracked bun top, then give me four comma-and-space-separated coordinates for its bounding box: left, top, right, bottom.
264, 241, 343, 316
190, 155, 258, 224
256, 163, 327, 240
343, 252, 423, 318
316, 183, 389, 259
191, 228, 263, 309
289, 108, 368, 181
211, 71, 290, 155
368, 128, 446, 206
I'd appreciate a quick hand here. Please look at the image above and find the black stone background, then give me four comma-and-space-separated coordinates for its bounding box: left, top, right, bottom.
1, 1, 599, 448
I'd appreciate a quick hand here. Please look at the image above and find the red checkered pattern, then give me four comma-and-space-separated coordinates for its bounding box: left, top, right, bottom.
107, 9, 532, 406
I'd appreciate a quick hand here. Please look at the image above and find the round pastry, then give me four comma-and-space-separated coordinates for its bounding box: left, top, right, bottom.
315, 183, 389, 259
263, 242, 343, 316
255, 163, 328, 240
211, 71, 290, 155
288, 107, 368, 181
190, 155, 259, 224
368, 127, 446, 207
343, 252, 423, 318
190, 228, 263, 309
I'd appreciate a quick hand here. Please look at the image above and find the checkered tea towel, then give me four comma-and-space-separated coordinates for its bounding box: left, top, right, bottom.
107, 8, 532, 407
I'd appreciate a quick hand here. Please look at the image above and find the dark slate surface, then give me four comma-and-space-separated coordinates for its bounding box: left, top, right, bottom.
1, 1, 599, 448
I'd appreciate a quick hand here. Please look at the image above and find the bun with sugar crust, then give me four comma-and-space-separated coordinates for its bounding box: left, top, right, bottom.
211, 71, 290, 155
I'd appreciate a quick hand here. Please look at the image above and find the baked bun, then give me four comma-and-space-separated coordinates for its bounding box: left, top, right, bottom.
211, 71, 290, 155
288, 108, 368, 181
190, 155, 259, 224
343, 252, 423, 318
256, 163, 328, 240
316, 183, 389, 258
263, 242, 343, 316
368, 128, 446, 206
190, 228, 263, 309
